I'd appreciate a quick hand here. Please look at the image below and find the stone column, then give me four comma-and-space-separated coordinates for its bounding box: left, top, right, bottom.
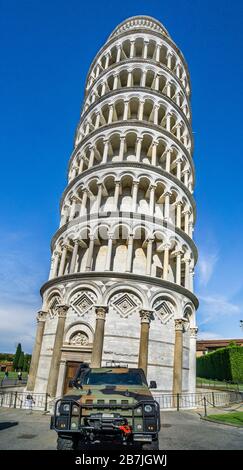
69, 197, 77, 220
50, 251, 59, 279
189, 327, 198, 393
127, 71, 132, 87
164, 191, 171, 220
104, 53, 110, 69
176, 201, 182, 229
176, 157, 182, 180
138, 310, 153, 376
138, 100, 144, 120
149, 184, 156, 214
96, 183, 103, 212
91, 306, 108, 367
166, 82, 172, 98
58, 245, 68, 277
165, 148, 172, 173
125, 234, 134, 272
155, 43, 161, 62
105, 234, 113, 271
176, 122, 182, 140
163, 244, 170, 280
113, 73, 119, 90
184, 210, 190, 234
102, 139, 109, 163
47, 305, 69, 397
119, 136, 125, 161
151, 142, 158, 166
154, 74, 160, 91
113, 180, 120, 210
79, 158, 84, 174
130, 40, 135, 58
26, 311, 47, 391
86, 235, 95, 271
136, 137, 142, 162
132, 181, 139, 211
167, 51, 172, 69
88, 147, 95, 168
184, 258, 191, 289
153, 105, 159, 126
123, 101, 129, 120
183, 169, 189, 187
166, 112, 172, 132
141, 71, 146, 87
116, 44, 122, 62
143, 40, 148, 59
95, 112, 101, 129
70, 239, 79, 273
175, 250, 182, 285
108, 103, 114, 124
146, 238, 154, 275
80, 189, 88, 216
173, 318, 185, 395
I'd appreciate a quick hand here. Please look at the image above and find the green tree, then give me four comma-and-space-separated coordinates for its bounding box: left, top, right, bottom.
228, 341, 237, 348
18, 351, 24, 370
13, 343, 22, 370
23, 354, 32, 372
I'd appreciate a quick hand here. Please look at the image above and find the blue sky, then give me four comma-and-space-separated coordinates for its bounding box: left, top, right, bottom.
1, 0, 243, 353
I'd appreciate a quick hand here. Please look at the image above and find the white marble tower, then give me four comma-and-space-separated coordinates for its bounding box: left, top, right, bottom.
27, 16, 198, 397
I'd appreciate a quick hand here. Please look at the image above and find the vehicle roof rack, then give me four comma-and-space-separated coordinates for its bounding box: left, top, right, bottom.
105, 361, 129, 368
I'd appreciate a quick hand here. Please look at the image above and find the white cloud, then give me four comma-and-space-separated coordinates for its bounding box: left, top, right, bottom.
198, 294, 240, 326
197, 331, 223, 340
197, 251, 218, 286
0, 231, 47, 352
0, 302, 38, 353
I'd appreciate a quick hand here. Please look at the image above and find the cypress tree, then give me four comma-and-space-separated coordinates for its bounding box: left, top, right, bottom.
13, 343, 22, 370
18, 351, 24, 370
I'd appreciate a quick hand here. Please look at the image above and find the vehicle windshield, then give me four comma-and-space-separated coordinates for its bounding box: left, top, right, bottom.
82, 370, 145, 386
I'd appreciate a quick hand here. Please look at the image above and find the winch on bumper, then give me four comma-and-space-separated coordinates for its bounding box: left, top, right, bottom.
51, 398, 160, 445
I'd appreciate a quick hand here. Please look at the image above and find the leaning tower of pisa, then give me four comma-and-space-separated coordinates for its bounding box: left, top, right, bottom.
27, 16, 198, 397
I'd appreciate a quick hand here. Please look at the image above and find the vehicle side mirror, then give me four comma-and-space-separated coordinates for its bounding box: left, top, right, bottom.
149, 380, 157, 389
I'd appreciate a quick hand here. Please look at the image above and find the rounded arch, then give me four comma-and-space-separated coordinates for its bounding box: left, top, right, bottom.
66, 282, 102, 304
103, 282, 148, 308
64, 320, 95, 345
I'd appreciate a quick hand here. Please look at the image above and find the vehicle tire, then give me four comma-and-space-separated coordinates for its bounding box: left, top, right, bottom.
57, 436, 76, 450
142, 439, 159, 450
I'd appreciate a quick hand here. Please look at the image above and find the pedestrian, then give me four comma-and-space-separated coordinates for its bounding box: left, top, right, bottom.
4, 370, 9, 379
18, 371, 22, 381
25, 394, 35, 414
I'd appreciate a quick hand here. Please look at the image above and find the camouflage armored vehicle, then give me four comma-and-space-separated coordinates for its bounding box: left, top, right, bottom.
51, 363, 160, 450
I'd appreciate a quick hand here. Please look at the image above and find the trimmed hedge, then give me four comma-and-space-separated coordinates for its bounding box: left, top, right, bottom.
197, 346, 243, 382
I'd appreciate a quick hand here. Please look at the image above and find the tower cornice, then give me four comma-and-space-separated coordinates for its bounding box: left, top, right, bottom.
62, 161, 195, 211
69, 121, 194, 173
50, 211, 198, 262
40, 271, 199, 309
85, 26, 191, 93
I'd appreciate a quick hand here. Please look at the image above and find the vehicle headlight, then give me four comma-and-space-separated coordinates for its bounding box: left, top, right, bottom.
63, 404, 70, 412
136, 424, 142, 430
72, 406, 79, 415
144, 404, 153, 413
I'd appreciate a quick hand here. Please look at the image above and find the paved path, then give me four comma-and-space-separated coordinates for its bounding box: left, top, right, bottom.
0, 407, 243, 450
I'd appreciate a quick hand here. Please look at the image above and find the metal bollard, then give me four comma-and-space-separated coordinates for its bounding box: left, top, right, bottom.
203, 396, 207, 417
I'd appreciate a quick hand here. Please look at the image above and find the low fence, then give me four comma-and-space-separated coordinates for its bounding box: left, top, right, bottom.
0, 378, 27, 388
196, 378, 242, 392
0, 390, 242, 413
155, 391, 243, 410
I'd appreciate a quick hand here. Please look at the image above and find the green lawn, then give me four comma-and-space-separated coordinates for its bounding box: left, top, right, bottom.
207, 412, 243, 427
0, 371, 28, 379
197, 377, 243, 391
